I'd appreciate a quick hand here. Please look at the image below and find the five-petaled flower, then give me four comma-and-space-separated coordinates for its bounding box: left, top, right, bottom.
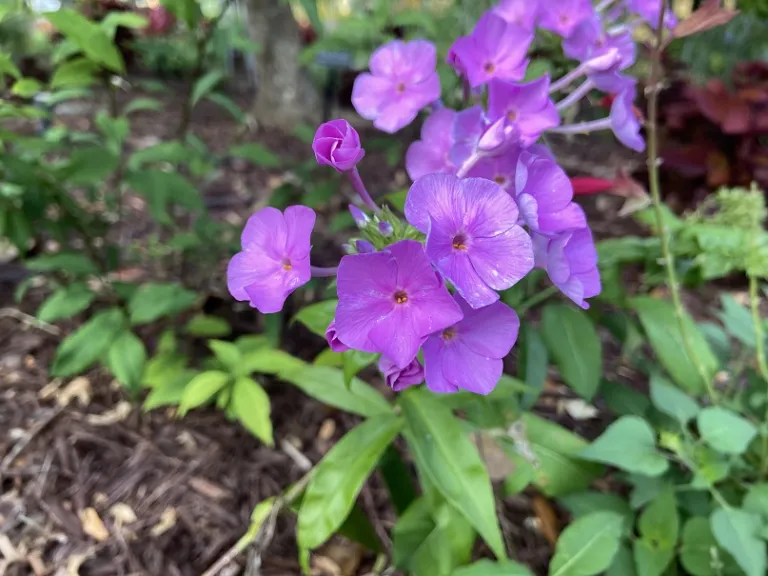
487, 76, 560, 147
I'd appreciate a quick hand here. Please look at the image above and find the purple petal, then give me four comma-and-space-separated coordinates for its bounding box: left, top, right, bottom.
326, 320, 350, 352
374, 101, 421, 134
401, 40, 438, 83
227, 250, 281, 301
422, 107, 456, 142
405, 173, 463, 234
243, 257, 310, 314
379, 356, 424, 391
423, 337, 459, 394
283, 205, 316, 260
428, 234, 500, 308
462, 177, 520, 238
368, 305, 425, 368
538, 202, 587, 233
442, 343, 503, 395
369, 40, 405, 77
470, 226, 534, 291
241, 207, 287, 256
352, 74, 397, 120
454, 296, 520, 358
406, 140, 453, 181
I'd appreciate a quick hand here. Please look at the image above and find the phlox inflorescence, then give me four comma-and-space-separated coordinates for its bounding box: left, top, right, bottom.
228, 0, 669, 395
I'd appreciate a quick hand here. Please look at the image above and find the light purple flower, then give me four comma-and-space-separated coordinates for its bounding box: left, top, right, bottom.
312, 120, 365, 172
610, 85, 645, 152
405, 174, 534, 309
352, 40, 441, 134
423, 296, 519, 395
487, 76, 560, 147
466, 146, 523, 191
539, 0, 595, 38
449, 106, 486, 167
447, 12, 532, 88
511, 151, 587, 234
228, 206, 315, 314
625, 0, 677, 28
326, 320, 349, 352
355, 239, 375, 254
379, 356, 424, 391
406, 108, 458, 181
493, 0, 540, 30
533, 228, 601, 309
335, 240, 463, 368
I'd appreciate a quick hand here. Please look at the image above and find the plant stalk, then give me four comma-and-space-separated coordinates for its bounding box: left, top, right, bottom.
750, 275, 768, 382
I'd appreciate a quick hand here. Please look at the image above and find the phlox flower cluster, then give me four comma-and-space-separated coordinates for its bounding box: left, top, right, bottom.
227, 0, 670, 395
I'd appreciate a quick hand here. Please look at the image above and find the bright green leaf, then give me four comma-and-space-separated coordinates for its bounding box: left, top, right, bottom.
297, 415, 402, 549
51, 308, 125, 377
633, 488, 678, 576
523, 58, 552, 81
698, 406, 757, 455
107, 330, 147, 394
718, 294, 757, 348
37, 283, 95, 323
11, 78, 42, 99
232, 376, 273, 446
124, 97, 163, 115
401, 389, 505, 558
127, 141, 188, 170
710, 508, 766, 576
606, 544, 636, 576
27, 252, 99, 276
343, 349, 377, 387
681, 517, 740, 576
178, 370, 230, 415
559, 491, 633, 535
549, 511, 624, 576
143, 369, 197, 411
100, 11, 147, 38
541, 305, 602, 400
142, 352, 186, 388
744, 484, 768, 522
293, 299, 337, 337
518, 324, 548, 410
191, 70, 224, 107
50, 58, 99, 88
229, 142, 281, 168
452, 560, 533, 576
126, 170, 203, 224
45, 9, 125, 73
184, 314, 231, 338
128, 283, 197, 325
59, 146, 120, 185
161, 0, 201, 29
208, 340, 243, 374
649, 373, 700, 424
579, 416, 668, 476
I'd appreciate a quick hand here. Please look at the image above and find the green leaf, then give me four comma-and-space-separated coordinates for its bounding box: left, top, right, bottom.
208, 340, 243, 374
343, 349, 377, 387
12, 78, 42, 99
681, 517, 740, 576
297, 415, 402, 549
206, 92, 245, 124
698, 406, 757, 455
142, 352, 186, 389
143, 369, 197, 411
710, 508, 766, 576
401, 389, 505, 558
52, 308, 125, 377
718, 294, 757, 348
649, 373, 700, 424
128, 283, 198, 325
744, 484, 768, 523
606, 544, 636, 576
232, 376, 273, 446
178, 370, 230, 416
229, 142, 281, 168
127, 141, 188, 170
578, 416, 668, 476
384, 189, 408, 212
184, 314, 231, 338
107, 330, 147, 394
50, 58, 99, 89
600, 380, 650, 417
559, 491, 634, 535
518, 324, 548, 410
27, 252, 99, 276
379, 446, 418, 516
523, 58, 552, 81
100, 12, 147, 38
126, 170, 203, 224
632, 297, 718, 393
453, 560, 533, 575
191, 70, 224, 107
541, 305, 602, 400
549, 511, 624, 576
521, 414, 604, 496
59, 146, 119, 185
161, 0, 201, 29
45, 9, 125, 73
633, 488, 678, 576
124, 97, 163, 115
293, 300, 337, 337
37, 283, 95, 323
0, 52, 21, 80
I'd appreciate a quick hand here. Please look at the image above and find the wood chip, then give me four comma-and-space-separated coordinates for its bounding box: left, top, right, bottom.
56, 378, 91, 407
0, 533, 21, 562
86, 401, 132, 426
79, 508, 109, 542
189, 477, 231, 501
150, 507, 177, 537
26, 552, 46, 576
317, 419, 336, 441
109, 503, 137, 527
531, 495, 560, 546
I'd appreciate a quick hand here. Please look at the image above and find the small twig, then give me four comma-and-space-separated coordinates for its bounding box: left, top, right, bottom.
0, 308, 60, 336
280, 439, 312, 471
362, 484, 391, 552
0, 405, 64, 482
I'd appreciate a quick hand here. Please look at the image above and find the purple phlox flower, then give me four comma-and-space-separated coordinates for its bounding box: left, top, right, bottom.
423, 295, 519, 395
405, 173, 534, 309
447, 12, 532, 88
227, 206, 315, 314
466, 146, 523, 192
625, 0, 677, 29
493, 0, 540, 30
349, 204, 369, 228
610, 85, 645, 152
326, 320, 350, 352
511, 151, 588, 234
539, 0, 595, 38
378, 221, 393, 237
406, 107, 458, 181
379, 356, 424, 391
334, 239, 463, 368
487, 76, 561, 147
533, 227, 601, 309
352, 39, 441, 134
449, 106, 518, 167
312, 119, 365, 172
355, 239, 376, 253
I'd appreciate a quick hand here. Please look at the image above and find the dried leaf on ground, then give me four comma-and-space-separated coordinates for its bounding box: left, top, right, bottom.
56, 377, 91, 407
471, 432, 517, 481
532, 495, 560, 546
79, 508, 109, 541
189, 477, 231, 501
109, 503, 137, 527
86, 401, 132, 426
150, 507, 177, 537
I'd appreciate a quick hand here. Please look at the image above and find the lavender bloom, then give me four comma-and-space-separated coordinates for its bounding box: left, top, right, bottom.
466, 146, 523, 191
352, 40, 441, 134
378, 221, 393, 237
227, 206, 315, 314
355, 239, 376, 254
448, 12, 532, 88
406, 108, 458, 181
405, 174, 534, 309
487, 77, 560, 147
326, 320, 350, 352
312, 120, 365, 172
625, 0, 677, 28
335, 240, 463, 368
533, 228, 601, 309
423, 296, 519, 395
349, 204, 369, 228
449, 106, 486, 166
511, 151, 587, 234
493, 0, 540, 30
610, 86, 645, 152
379, 356, 424, 391
539, 0, 595, 38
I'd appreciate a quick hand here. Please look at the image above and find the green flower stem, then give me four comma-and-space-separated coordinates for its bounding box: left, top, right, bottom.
646, 3, 716, 403
750, 275, 768, 383
516, 285, 559, 316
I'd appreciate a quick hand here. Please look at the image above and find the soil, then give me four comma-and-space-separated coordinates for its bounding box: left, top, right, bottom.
0, 85, 733, 576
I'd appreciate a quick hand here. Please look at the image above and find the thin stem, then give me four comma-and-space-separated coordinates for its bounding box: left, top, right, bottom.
549, 65, 587, 94
548, 117, 612, 134
310, 265, 337, 277
516, 285, 559, 316
555, 80, 596, 111
596, 0, 617, 11
750, 276, 768, 382
347, 167, 380, 213
646, 3, 715, 401
456, 152, 481, 178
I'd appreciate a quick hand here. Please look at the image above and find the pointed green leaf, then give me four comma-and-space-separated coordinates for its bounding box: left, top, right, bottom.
649, 373, 700, 424
229, 142, 281, 168
710, 508, 766, 576
50, 58, 99, 88
190, 70, 224, 107
178, 371, 230, 415
27, 252, 99, 276
681, 517, 740, 576
143, 369, 197, 411
579, 416, 668, 476
37, 283, 95, 323
232, 376, 273, 446
633, 488, 678, 576
128, 283, 198, 325
452, 560, 533, 575
518, 324, 548, 410
208, 340, 243, 374
698, 406, 757, 455
297, 415, 402, 549
401, 389, 505, 558
45, 9, 125, 73
107, 330, 147, 394
549, 511, 624, 576
52, 308, 125, 377
184, 314, 231, 338
606, 544, 636, 576
292, 301, 337, 338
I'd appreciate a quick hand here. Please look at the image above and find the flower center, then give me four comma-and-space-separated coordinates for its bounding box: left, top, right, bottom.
394, 290, 408, 304
396, 82, 406, 93
559, 14, 569, 24
442, 327, 456, 340
507, 109, 517, 121
282, 259, 292, 271
452, 234, 468, 250
483, 61, 495, 74
493, 175, 506, 186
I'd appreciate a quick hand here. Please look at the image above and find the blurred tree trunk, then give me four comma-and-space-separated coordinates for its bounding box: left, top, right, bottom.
247, 0, 320, 130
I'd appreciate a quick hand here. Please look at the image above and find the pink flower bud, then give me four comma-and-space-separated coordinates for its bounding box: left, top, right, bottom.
312, 119, 365, 172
